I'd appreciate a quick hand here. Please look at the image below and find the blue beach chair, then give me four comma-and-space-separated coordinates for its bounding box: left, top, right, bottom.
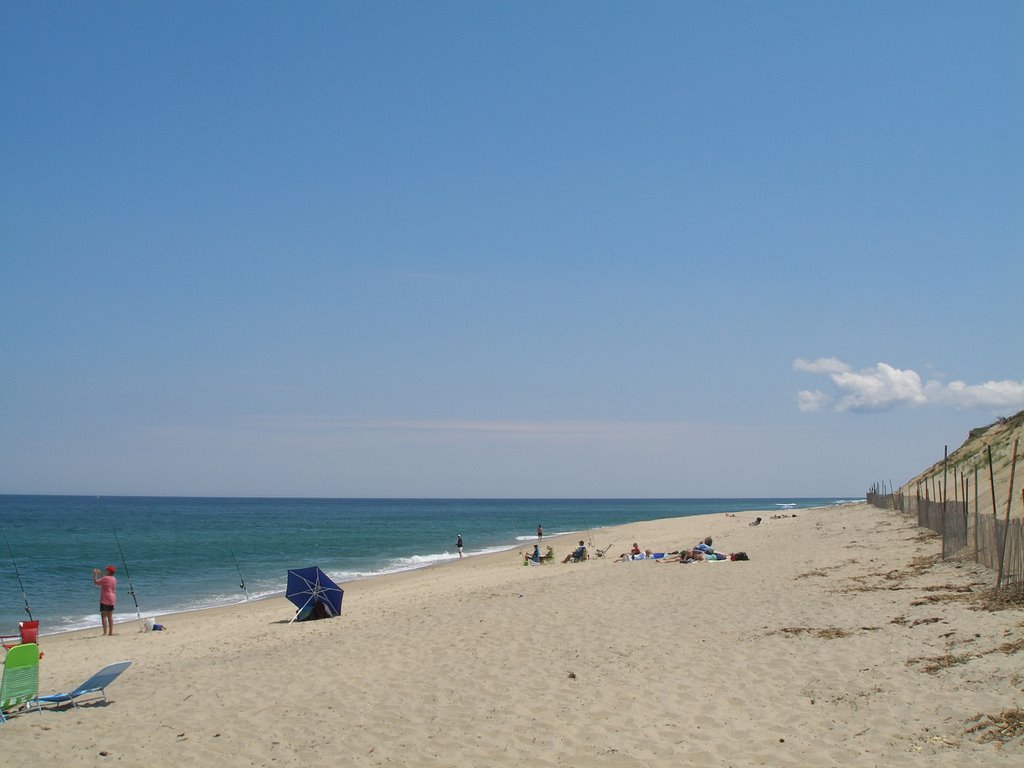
35, 660, 132, 709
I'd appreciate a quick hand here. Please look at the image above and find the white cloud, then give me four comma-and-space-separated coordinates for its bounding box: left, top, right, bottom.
925, 379, 1024, 410
796, 390, 829, 413
794, 358, 1024, 414
832, 363, 927, 412
793, 357, 851, 375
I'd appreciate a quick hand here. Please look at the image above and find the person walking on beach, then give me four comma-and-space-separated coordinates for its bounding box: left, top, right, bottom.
92, 565, 117, 636
537, 524, 543, 541
456, 534, 463, 559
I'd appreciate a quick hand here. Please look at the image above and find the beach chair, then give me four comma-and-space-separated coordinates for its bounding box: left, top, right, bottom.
34, 660, 132, 709
0, 643, 42, 723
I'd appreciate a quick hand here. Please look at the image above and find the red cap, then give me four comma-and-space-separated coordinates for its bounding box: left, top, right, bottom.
106, 565, 116, 574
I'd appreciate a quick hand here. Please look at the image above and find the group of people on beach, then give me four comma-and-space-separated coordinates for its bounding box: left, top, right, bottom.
470, 521, 754, 569
614, 537, 748, 563
519, 529, 588, 565
515, 525, 753, 567
522, 544, 556, 564
90, 521, 742, 637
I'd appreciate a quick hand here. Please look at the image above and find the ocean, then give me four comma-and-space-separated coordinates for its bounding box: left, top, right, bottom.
0, 495, 856, 635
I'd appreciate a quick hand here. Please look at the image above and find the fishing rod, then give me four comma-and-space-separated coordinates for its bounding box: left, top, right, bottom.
3, 534, 33, 621
111, 525, 144, 626
228, 544, 250, 601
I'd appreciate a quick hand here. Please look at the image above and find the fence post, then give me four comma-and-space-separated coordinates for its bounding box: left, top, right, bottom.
962, 473, 969, 559
989, 445, 998, 524
996, 439, 1018, 589
942, 446, 948, 558
974, 466, 979, 563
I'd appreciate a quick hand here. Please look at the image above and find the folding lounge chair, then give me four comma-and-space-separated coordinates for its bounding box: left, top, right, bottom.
35, 660, 132, 709
0, 643, 42, 723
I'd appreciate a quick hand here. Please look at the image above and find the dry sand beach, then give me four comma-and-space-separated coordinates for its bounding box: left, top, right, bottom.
2, 503, 1022, 767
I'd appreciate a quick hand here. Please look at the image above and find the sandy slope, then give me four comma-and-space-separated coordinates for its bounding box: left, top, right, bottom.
900, 410, 1024, 519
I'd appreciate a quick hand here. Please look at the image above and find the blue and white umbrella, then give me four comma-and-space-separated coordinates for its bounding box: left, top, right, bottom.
285, 566, 344, 623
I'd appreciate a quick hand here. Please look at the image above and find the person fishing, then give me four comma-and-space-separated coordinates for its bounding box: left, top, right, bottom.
92, 565, 118, 636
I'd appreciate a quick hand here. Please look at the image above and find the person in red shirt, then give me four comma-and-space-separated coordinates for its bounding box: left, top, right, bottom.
92, 565, 118, 636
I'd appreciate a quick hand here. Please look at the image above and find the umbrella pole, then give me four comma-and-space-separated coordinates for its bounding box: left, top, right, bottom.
288, 595, 314, 624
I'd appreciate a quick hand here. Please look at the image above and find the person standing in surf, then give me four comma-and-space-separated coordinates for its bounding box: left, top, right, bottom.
92, 565, 117, 636
537, 524, 543, 541
456, 534, 463, 559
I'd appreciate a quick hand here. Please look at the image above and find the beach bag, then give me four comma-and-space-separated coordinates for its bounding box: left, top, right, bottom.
730, 552, 749, 561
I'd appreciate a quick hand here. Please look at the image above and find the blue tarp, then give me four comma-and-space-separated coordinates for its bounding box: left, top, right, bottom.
285, 566, 344, 622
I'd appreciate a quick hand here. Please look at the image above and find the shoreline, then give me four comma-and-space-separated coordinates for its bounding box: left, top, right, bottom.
32, 516, 669, 640
28, 501, 850, 638
33, 505, 783, 645
5, 502, 1019, 766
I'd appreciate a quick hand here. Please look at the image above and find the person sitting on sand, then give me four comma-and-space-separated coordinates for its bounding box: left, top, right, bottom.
749, 517, 762, 526
615, 549, 640, 562
615, 544, 650, 562
563, 541, 588, 563
694, 537, 714, 554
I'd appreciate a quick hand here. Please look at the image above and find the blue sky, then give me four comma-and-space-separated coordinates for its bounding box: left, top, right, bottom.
1, 2, 1021, 497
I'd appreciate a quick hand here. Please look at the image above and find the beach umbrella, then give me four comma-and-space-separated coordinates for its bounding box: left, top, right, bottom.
285, 566, 344, 623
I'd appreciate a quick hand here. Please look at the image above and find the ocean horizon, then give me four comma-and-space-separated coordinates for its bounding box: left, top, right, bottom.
1, 495, 860, 635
